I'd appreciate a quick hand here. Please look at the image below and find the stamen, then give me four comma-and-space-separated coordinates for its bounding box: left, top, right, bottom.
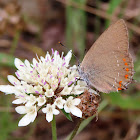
35, 91, 39, 94
58, 78, 61, 83
39, 94, 43, 97
44, 81, 47, 85
16, 72, 20, 77
68, 81, 73, 86
19, 95, 24, 97
52, 85, 56, 88
13, 82, 17, 85
62, 62, 66, 67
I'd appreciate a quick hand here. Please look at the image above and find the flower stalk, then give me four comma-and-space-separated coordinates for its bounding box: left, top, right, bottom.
69, 118, 83, 140
51, 115, 57, 140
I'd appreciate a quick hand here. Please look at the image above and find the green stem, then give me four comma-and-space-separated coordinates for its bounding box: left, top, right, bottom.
69, 118, 83, 140
10, 29, 20, 55
51, 115, 57, 140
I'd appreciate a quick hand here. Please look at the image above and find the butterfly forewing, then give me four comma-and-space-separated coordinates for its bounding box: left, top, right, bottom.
80, 19, 134, 93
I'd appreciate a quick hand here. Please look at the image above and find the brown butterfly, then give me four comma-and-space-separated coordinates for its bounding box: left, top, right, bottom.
79, 19, 134, 93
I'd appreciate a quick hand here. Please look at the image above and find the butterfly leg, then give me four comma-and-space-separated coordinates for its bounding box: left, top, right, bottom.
74, 77, 85, 85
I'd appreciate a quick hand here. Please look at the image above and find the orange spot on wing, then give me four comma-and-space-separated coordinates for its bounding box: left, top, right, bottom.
125, 74, 128, 79
118, 87, 122, 91
123, 58, 126, 62
126, 68, 129, 72
125, 63, 128, 66
119, 81, 122, 84
119, 81, 122, 87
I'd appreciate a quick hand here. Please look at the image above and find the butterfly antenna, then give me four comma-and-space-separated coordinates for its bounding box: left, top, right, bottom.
58, 42, 80, 65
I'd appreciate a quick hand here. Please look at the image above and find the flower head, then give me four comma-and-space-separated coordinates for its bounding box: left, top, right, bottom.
0, 49, 98, 126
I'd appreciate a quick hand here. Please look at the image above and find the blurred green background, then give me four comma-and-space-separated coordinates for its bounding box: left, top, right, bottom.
0, 0, 140, 140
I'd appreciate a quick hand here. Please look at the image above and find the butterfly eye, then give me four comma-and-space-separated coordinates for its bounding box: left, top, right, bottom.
77, 60, 81, 67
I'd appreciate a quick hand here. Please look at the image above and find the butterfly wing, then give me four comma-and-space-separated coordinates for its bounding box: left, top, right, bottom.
80, 19, 134, 93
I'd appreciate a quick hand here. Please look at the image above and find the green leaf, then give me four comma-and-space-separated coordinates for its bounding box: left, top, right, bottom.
0, 53, 15, 67
134, 51, 140, 82
0, 96, 18, 140
61, 109, 73, 121
104, 92, 140, 109
66, 0, 87, 62
137, 135, 140, 140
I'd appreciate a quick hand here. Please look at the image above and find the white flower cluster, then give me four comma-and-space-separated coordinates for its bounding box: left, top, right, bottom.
0, 49, 88, 126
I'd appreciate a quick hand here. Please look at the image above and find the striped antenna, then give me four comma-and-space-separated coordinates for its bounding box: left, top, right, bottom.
58, 42, 80, 66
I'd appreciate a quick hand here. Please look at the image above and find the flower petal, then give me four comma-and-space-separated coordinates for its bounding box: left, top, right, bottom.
46, 113, 53, 122
12, 99, 24, 104
14, 58, 24, 70
65, 50, 72, 66
15, 106, 26, 114
0, 85, 17, 94
18, 114, 31, 126
32, 58, 38, 66
45, 52, 51, 61
30, 111, 37, 122
24, 59, 31, 67
42, 108, 47, 113
53, 109, 59, 115
54, 97, 65, 109
61, 86, 73, 95
64, 104, 70, 113
70, 107, 82, 118
7, 75, 20, 85
57, 104, 63, 109
73, 98, 81, 106
37, 96, 46, 106
18, 107, 37, 126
